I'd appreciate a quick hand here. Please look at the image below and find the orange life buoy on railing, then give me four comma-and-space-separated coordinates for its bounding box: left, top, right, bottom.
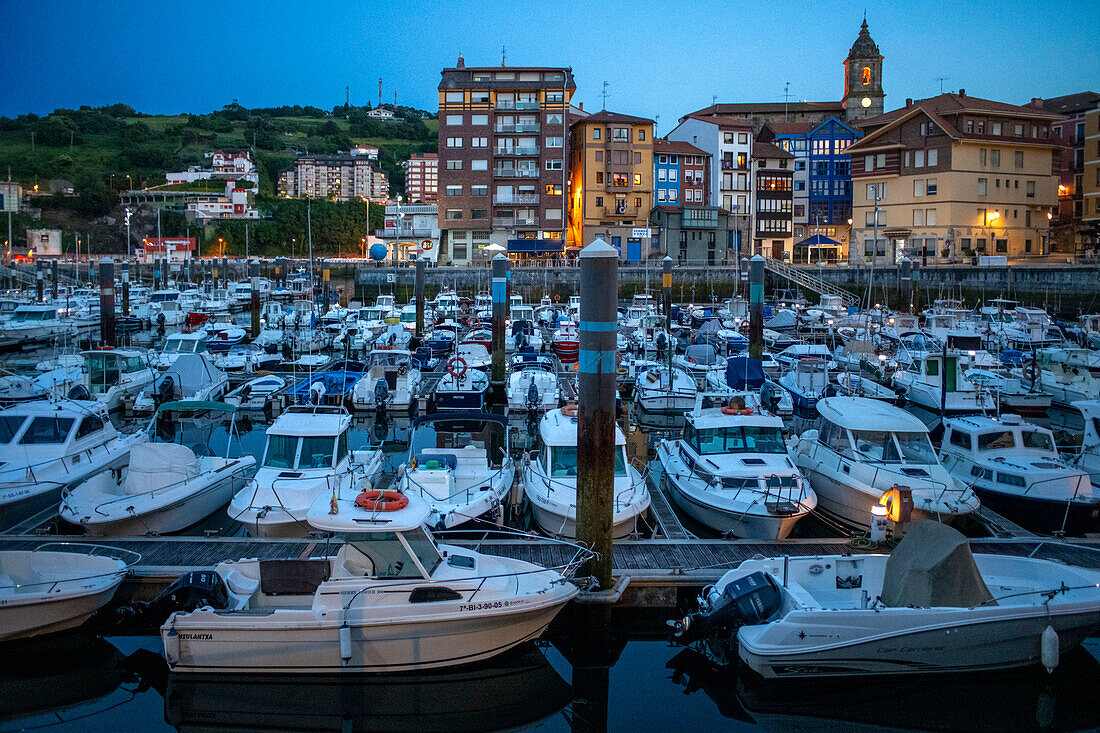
355, 490, 409, 511
561, 403, 578, 418
739, 321, 750, 334
446, 356, 467, 379
720, 406, 755, 416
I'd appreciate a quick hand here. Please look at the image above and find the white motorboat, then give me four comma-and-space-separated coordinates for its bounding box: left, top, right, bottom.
396, 412, 515, 530
1014, 348, 1100, 407
777, 357, 830, 415
673, 344, 727, 386
0, 399, 144, 524
228, 405, 384, 537
1073, 399, 1100, 483
673, 521, 1100, 678
162, 490, 586, 674
505, 309, 543, 352
214, 343, 279, 373
434, 361, 490, 412
154, 332, 210, 369
790, 397, 979, 531
523, 406, 650, 539
506, 354, 559, 412
60, 401, 257, 536
657, 396, 816, 539
634, 365, 697, 413
892, 352, 997, 415
78, 348, 155, 412
350, 349, 422, 411
940, 414, 1097, 535
132, 353, 228, 413
0, 543, 139, 641
0, 305, 77, 348
225, 374, 288, 411
831, 371, 898, 402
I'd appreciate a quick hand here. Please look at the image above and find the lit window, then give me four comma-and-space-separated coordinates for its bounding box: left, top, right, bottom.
861, 67, 871, 85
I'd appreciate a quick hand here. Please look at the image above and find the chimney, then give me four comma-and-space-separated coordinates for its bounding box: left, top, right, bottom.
456, 52, 464, 69
959, 88, 966, 98
1030, 97, 1044, 108
906, 98, 913, 108
579, 101, 584, 111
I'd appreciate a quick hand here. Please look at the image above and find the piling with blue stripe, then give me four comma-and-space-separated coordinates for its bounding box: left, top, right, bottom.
577, 237, 618, 590
491, 253, 508, 389
749, 254, 764, 361
414, 256, 426, 338
121, 260, 130, 316
99, 257, 115, 347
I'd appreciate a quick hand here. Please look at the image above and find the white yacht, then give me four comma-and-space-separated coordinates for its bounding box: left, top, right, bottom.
1014, 348, 1100, 407
940, 414, 1096, 536
224, 374, 289, 411
0, 305, 76, 348
523, 406, 650, 539
790, 397, 979, 531
396, 413, 515, 530
60, 401, 257, 536
162, 490, 584, 673
672, 344, 727, 386
154, 331, 210, 369
228, 405, 384, 537
79, 348, 155, 412
673, 521, 1100, 679
350, 349, 422, 411
634, 365, 697, 413
0, 399, 144, 524
658, 396, 816, 539
892, 352, 997, 415
1073, 399, 1100, 484
506, 354, 559, 412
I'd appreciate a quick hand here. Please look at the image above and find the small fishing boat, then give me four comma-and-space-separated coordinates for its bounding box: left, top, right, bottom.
777, 357, 830, 416
634, 365, 698, 414
434, 358, 491, 411
225, 374, 288, 411
78, 348, 155, 412
551, 322, 580, 364
163, 489, 586, 673
506, 353, 559, 412
350, 349, 422, 411
0, 543, 139, 641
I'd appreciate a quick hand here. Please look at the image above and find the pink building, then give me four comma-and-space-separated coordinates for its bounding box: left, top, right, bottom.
405, 153, 438, 203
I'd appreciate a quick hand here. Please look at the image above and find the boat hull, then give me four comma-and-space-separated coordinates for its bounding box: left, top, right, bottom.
663, 474, 804, 539
974, 487, 1100, 536
0, 584, 121, 641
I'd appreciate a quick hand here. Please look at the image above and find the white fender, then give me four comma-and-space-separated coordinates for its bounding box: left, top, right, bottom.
1041, 624, 1059, 673
339, 622, 352, 663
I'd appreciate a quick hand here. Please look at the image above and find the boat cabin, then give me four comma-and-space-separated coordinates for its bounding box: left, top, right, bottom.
261, 405, 352, 472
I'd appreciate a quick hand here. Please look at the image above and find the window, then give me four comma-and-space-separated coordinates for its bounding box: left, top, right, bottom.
546, 113, 563, 125
471, 185, 487, 196
980, 148, 988, 166
913, 209, 924, 226
595, 196, 604, 207
612, 173, 627, 186
545, 208, 562, 220
669, 169, 678, 182
470, 90, 489, 103
0, 416, 25, 443
738, 133, 748, 144
638, 129, 646, 141
595, 172, 603, 184
445, 209, 462, 220
635, 152, 642, 164
865, 210, 886, 226
658, 168, 667, 181
864, 155, 874, 171
446, 137, 462, 148
1015, 124, 1024, 136
990, 149, 1000, 167
1026, 180, 1035, 198
978, 178, 987, 195
1026, 210, 1031, 227
594, 150, 603, 163
471, 137, 487, 147
633, 173, 642, 186
926, 208, 936, 225
545, 183, 562, 195
634, 197, 642, 208
914, 150, 925, 168
74, 415, 104, 440
592, 128, 601, 140
546, 136, 563, 148
471, 114, 488, 126
876, 153, 886, 169
19, 416, 74, 444
914, 180, 925, 197
927, 149, 938, 166
545, 159, 562, 170
445, 114, 463, 125
471, 159, 487, 171
1015, 151, 1024, 169
992, 122, 1002, 135
657, 189, 667, 202
794, 180, 806, 191
612, 127, 629, 141
445, 91, 463, 103
446, 160, 462, 170
445, 185, 462, 196
996, 239, 1008, 253
795, 160, 806, 171
866, 182, 885, 200
926, 179, 937, 195
949, 430, 971, 450
470, 209, 487, 219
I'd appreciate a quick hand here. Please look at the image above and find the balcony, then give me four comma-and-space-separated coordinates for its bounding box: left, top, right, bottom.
493, 193, 540, 205
495, 123, 540, 133
494, 146, 540, 156
515, 101, 540, 110
493, 168, 539, 178
493, 216, 539, 227
721, 161, 749, 171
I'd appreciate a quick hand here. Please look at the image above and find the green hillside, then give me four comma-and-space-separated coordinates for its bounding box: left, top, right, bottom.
0, 102, 437, 255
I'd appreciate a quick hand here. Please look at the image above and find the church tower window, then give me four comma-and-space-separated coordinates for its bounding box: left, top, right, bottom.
862, 67, 871, 85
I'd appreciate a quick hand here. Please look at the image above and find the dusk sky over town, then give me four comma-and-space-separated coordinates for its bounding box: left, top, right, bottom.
4, 0, 1097, 126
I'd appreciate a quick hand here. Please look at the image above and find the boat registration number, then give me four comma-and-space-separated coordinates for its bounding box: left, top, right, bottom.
458, 601, 513, 612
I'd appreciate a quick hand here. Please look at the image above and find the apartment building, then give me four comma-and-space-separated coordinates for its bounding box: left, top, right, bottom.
653, 139, 709, 207
567, 111, 655, 258
437, 57, 575, 264
848, 91, 1064, 264
1083, 107, 1100, 243
1043, 92, 1100, 253
752, 142, 795, 259
278, 154, 389, 202
405, 153, 438, 203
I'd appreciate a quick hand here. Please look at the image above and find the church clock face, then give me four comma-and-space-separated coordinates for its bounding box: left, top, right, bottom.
861, 97, 872, 108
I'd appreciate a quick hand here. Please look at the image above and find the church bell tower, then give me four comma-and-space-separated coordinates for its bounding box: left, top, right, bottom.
843, 19, 884, 121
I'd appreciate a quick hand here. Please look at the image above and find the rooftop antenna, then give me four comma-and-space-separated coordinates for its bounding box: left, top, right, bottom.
712, 95, 717, 107
378, 77, 382, 107
345, 86, 350, 107
784, 82, 791, 122
935, 76, 950, 94
600, 81, 610, 110
501, 45, 506, 67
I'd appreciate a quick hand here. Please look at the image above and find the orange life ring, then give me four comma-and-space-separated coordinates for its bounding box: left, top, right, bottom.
554, 294, 561, 302
446, 356, 468, 378
561, 403, 578, 418
720, 406, 738, 415
739, 321, 750, 334
355, 490, 409, 511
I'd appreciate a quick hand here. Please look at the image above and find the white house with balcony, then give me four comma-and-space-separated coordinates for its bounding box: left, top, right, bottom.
383, 204, 441, 263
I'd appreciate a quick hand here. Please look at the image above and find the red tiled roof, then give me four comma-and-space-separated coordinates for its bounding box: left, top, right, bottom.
764, 122, 816, 135
573, 110, 654, 126
1040, 92, 1100, 115
752, 142, 794, 159
854, 92, 1065, 129
654, 139, 708, 156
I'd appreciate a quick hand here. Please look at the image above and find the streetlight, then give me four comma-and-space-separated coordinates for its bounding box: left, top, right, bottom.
124, 207, 132, 259
126, 174, 132, 190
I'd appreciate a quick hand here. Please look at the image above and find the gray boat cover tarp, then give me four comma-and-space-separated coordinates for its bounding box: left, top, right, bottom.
880, 521, 994, 608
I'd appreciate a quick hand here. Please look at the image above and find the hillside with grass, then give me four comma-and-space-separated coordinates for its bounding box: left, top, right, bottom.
0, 102, 437, 256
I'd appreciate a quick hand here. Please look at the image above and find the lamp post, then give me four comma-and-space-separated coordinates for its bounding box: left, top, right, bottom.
124, 207, 132, 259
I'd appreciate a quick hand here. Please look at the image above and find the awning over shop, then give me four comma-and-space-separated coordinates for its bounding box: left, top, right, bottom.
794, 234, 842, 248
507, 239, 564, 254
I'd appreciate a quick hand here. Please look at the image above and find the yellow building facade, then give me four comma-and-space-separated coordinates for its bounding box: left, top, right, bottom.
567, 111, 655, 254
1084, 108, 1100, 228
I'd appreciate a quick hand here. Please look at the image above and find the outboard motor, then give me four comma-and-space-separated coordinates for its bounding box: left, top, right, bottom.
116, 570, 231, 630
670, 571, 782, 643
373, 377, 389, 409
156, 376, 175, 405
67, 384, 91, 401
655, 332, 667, 352
526, 381, 540, 411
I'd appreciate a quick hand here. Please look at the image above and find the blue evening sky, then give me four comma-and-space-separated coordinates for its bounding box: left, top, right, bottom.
3, 0, 1096, 130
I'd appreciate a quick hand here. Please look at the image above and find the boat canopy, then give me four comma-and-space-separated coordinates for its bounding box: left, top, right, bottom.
880, 521, 993, 608
726, 357, 765, 389
816, 397, 928, 433
156, 400, 238, 414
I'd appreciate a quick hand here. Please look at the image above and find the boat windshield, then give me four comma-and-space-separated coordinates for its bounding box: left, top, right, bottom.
1021, 430, 1054, 452
0, 415, 27, 443
851, 429, 935, 464
894, 431, 937, 463
688, 425, 787, 454
263, 434, 340, 469
346, 528, 441, 579
548, 446, 627, 476
18, 417, 74, 444
978, 431, 1016, 451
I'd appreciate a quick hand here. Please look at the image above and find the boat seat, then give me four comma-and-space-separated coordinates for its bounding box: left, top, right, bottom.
258, 559, 330, 595
416, 453, 457, 470
223, 569, 260, 597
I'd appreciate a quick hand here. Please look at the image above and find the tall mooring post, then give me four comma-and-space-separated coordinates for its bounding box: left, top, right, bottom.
577, 238, 618, 590
505, 257, 512, 321
99, 258, 115, 347
414, 256, 426, 338
321, 259, 330, 312
899, 257, 912, 312
491, 254, 508, 388
250, 259, 261, 338
209, 259, 217, 292
221, 257, 228, 290
121, 260, 130, 316
153, 257, 161, 291
662, 256, 672, 333
50, 260, 58, 301
748, 254, 765, 361
35, 260, 44, 302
